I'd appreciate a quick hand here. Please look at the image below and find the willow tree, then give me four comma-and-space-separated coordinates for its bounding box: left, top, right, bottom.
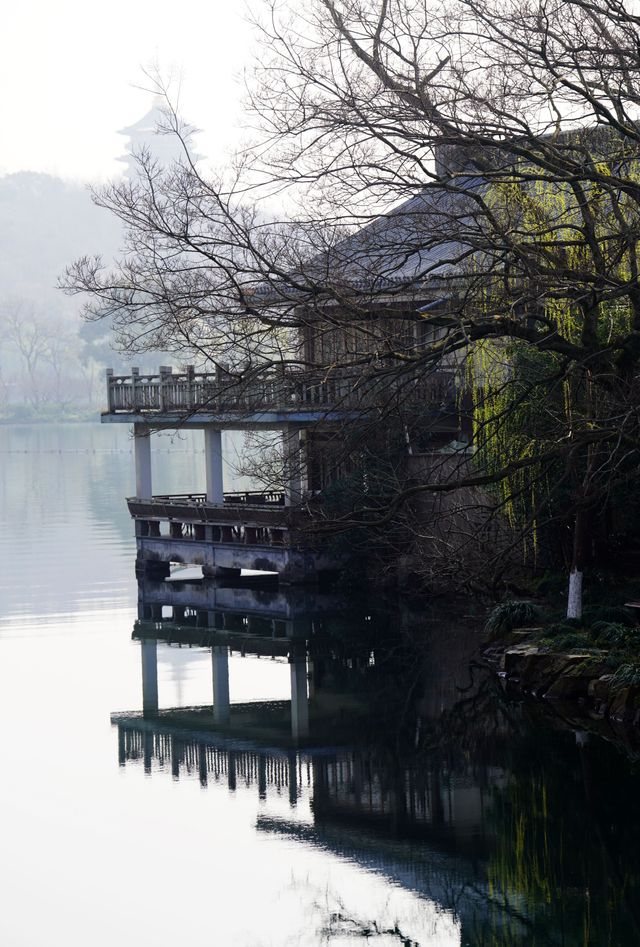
65, 0, 640, 612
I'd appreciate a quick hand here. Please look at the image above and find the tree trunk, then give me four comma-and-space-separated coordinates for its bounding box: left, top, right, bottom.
567, 507, 587, 620
567, 568, 583, 620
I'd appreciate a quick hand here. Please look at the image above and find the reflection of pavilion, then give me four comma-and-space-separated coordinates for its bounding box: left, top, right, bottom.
115, 573, 508, 849
115, 715, 504, 841
112, 709, 513, 941
136, 574, 348, 641
111, 577, 525, 941
116, 722, 308, 805
112, 578, 640, 946
134, 634, 312, 742
131, 575, 381, 744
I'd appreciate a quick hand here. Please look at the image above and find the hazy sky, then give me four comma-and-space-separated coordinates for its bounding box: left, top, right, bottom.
0, 0, 255, 181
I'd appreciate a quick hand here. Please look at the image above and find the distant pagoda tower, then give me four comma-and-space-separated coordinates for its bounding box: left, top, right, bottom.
117, 96, 200, 178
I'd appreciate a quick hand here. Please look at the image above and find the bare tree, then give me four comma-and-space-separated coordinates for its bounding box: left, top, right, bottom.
3, 300, 51, 405
64, 0, 640, 611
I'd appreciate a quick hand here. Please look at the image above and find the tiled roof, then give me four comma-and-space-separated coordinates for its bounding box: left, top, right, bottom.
257, 179, 481, 305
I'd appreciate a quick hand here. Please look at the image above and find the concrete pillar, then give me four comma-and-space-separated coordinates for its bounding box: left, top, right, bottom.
283, 425, 303, 507
289, 652, 309, 742
204, 427, 224, 504
212, 645, 230, 724
141, 639, 159, 715
134, 423, 153, 499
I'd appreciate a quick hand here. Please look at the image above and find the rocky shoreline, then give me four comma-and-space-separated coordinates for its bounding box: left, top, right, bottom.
484, 630, 640, 727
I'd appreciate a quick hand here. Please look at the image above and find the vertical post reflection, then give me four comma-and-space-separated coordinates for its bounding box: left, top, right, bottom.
288, 752, 299, 806
289, 650, 309, 743
258, 754, 267, 800
141, 638, 159, 715
212, 645, 230, 724
143, 731, 153, 773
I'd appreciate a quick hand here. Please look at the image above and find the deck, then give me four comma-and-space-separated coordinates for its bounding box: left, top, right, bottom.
107, 366, 458, 581
129, 491, 312, 541
130, 490, 340, 583
103, 365, 455, 426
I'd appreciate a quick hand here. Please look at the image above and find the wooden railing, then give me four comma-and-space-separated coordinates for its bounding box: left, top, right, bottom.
105, 365, 455, 415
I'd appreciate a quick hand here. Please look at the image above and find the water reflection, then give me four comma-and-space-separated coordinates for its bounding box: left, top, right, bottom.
112, 576, 640, 946
5, 424, 640, 944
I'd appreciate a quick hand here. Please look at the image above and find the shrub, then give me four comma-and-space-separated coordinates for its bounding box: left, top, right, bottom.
592, 622, 640, 648
610, 663, 640, 690
484, 600, 544, 639
548, 632, 591, 652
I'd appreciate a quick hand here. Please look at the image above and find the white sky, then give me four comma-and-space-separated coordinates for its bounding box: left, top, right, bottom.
0, 0, 256, 181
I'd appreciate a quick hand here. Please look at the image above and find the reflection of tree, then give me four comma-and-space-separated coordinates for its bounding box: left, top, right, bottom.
481, 725, 640, 945
352, 637, 640, 945
319, 905, 420, 944
116, 607, 640, 945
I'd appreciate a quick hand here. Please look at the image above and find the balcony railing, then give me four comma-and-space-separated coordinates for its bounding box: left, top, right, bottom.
128, 492, 318, 550
127, 493, 312, 529
151, 491, 286, 508
104, 365, 455, 416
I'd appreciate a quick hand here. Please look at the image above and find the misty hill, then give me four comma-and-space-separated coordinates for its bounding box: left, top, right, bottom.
0, 171, 122, 309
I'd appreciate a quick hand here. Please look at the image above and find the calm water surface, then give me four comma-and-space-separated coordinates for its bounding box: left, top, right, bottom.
1, 422, 639, 946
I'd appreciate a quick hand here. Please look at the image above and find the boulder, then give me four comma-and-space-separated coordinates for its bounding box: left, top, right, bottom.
544, 657, 607, 701
606, 685, 640, 723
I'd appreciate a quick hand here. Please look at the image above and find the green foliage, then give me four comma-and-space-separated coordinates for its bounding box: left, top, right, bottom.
484, 599, 543, 638
592, 622, 640, 648
547, 632, 590, 651
610, 663, 640, 690
470, 159, 640, 569
471, 344, 566, 552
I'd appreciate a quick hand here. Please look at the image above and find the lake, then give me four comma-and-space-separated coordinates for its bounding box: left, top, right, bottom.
1, 422, 639, 946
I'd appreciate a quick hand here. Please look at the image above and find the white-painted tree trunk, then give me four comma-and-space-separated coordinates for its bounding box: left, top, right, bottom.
566, 568, 583, 620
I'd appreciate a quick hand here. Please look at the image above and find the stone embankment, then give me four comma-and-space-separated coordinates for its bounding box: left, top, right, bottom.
484, 631, 640, 725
